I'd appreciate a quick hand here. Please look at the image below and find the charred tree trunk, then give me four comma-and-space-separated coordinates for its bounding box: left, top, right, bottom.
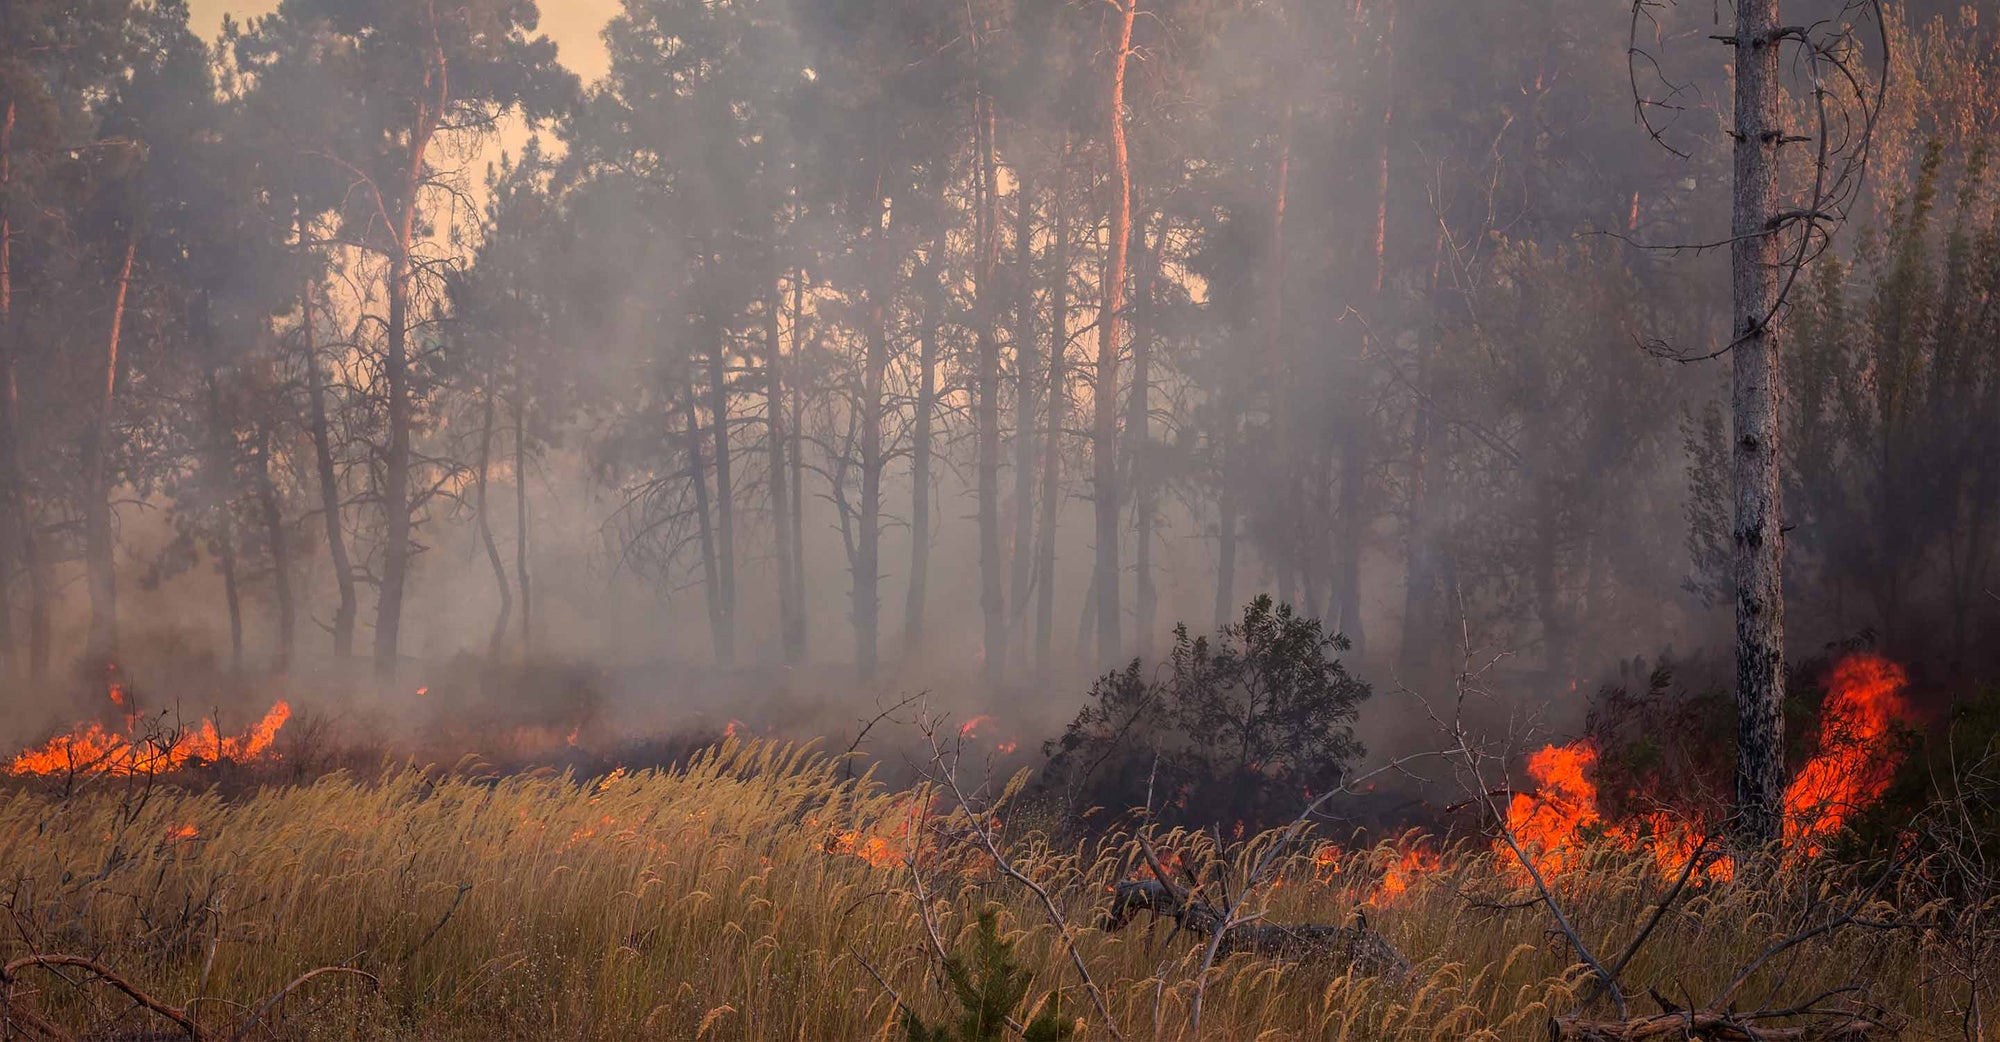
1397, 337, 1439, 677
789, 280, 811, 662
204, 368, 244, 672
1094, 0, 1138, 664
0, 99, 13, 676
1128, 209, 1157, 659
374, 244, 414, 678
766, 271, 797, 665
1398, 231, 1448, 678
707, 316, 737, 665
856, 201, 891, 680
252, 417, 294, 673
514, 388, 531, 654
475, 375, 512, 659
1729, 0, 1788, 848
976, 95, 1006, 684
906, 247, 941, 650
1214, 414, 1239, 633
83, 234, 136, 673
0, 101, 44, 682
1008, 168, 1039, 663
1035, 140, 1071, 677
683, 367, 725, 663
298, 210, 357, 661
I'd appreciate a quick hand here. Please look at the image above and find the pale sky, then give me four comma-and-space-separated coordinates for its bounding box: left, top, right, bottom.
187, 0, 620, 223
187, 0, 620, 84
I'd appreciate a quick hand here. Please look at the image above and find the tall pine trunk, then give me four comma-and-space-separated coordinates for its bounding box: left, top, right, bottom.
683, 367, 725, 662
83, 234, 136, 673
204, 367, 244, 672
1008, 168, 1039, 661
707, 314, 737, 665
1127, 210, 1156, 658
975, 96, 1006, 683
374, 244, 414, 678
1093, 0, 1138, 664
789, 279, 810, 661
1729, 0, 1788, 847
0, 100, 12, 675
1034, 141, 1070, 676
1265, 103, 1296, 613
253, 417, 294, 672
514, 388, 531, 653
906, 248, 941, 649
856, 202, 890, 679
1336, 100, 1391, 652
1213, 414, 1238, 633
299, 210, 357, 661
475, 373, 512, 658
766, 271, 797, 665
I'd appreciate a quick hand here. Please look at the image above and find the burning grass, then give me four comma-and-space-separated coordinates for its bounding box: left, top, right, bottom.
0, 737, 1984, 1041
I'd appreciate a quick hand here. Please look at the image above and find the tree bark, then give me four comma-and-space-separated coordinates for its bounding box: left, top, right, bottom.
1729, 0, 1788, 848
789, 279, 810, 662
1214, 416, 1238, 633
1035, 139, 1071, 677
1094, 0, 1138, 664
856, 199, 891, 680
475, 374, 512, 658
0, 99, 13, 676
1127, 209, 1157, 659
514, 388, 531, 654
702, 310, 737, 664
906, 247, 941, 650
298, 209, 357, 661
83, 234, 136, 673
683, 366, 725, 662
766, 269, 797, 665
373, 243, 413, 678
976, 94, 1006, 684
204, 368, 244, 672
1008, 167, 1039, 665
252, 416, 294, 673
1264, 102, 1303, 611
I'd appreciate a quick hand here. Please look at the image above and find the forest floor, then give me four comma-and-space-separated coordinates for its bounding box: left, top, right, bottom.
0, 739, 1981, 1041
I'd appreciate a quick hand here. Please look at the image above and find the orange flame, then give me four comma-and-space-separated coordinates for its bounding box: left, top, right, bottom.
9, 701, 291, 777
1498, 652, 1908, 879
1378, 841, 1441, 898
1505, 741, 1605, 877
1783, 652, 1907, 854
958, 714, 996, 740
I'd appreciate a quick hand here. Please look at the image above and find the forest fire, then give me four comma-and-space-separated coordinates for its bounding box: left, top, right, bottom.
7, 686, 292, 777
1500, 653, 1909, 878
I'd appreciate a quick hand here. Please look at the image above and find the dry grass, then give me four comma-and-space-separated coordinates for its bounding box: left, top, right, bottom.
0, 740, 1982, 1040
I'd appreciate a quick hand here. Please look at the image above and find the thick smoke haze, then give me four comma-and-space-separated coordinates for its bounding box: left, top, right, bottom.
2, 0, 1997, 768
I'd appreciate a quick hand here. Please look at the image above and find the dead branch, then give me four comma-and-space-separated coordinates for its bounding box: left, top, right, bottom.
1548, 1010, 1881, 1041
1, 954, 205, 1040
228, 966, 379, 1042
1101, 876, 1408, 973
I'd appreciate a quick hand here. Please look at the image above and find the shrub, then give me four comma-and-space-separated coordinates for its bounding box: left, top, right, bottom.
1039, 595, 1370, 831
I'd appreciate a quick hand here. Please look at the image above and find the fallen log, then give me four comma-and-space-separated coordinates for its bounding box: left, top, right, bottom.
1102, 878, 1411, 977
1547, 1010, 1880, 1041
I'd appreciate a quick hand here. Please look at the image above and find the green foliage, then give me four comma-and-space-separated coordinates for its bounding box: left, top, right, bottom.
903, 909, 1074, 1042
1041, 596, 1370, 830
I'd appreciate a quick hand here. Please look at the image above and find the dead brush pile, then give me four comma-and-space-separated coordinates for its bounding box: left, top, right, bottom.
0, 739, 1984, 1040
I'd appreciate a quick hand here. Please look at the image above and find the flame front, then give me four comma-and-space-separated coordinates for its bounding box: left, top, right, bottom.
8, 700, 292, 777
1497, 652, 1908, 879
1783, 653, 1907, 853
